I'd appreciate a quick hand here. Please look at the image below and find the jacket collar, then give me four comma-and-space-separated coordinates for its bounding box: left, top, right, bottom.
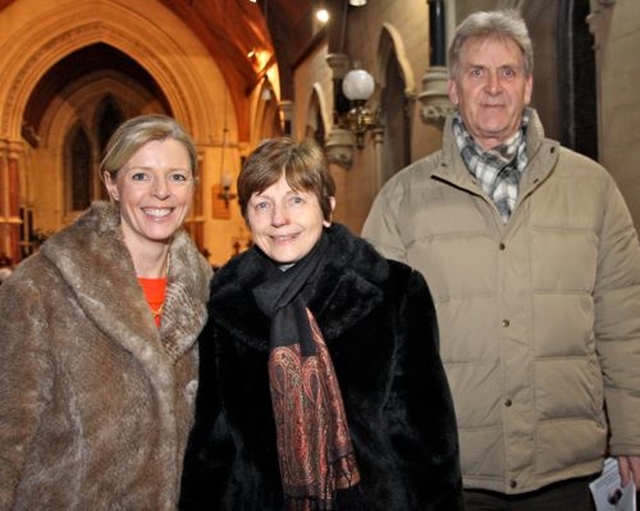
210, 223, 390, 351
41, 201, 210, 362
434, 107, 560, 200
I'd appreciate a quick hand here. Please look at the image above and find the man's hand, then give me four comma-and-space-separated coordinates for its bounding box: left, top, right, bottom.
617, 455, 640, 487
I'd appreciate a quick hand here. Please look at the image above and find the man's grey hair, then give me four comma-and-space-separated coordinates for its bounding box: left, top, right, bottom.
448, 9, 533, 80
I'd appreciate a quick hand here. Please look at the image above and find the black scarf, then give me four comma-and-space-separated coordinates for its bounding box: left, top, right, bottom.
253, 232, 360, 510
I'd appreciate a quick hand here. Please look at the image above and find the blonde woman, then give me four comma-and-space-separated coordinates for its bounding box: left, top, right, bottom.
0, 114, 212, 509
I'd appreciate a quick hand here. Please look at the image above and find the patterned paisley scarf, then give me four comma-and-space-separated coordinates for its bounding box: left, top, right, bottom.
252, 232, 360, 510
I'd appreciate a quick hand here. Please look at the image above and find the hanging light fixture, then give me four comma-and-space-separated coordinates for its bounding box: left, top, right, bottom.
349, 0, 367, 6
217, 127, 236, 209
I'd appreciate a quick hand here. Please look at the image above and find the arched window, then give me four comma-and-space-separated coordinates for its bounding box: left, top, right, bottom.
381, 54, 410, 181
64, 96, 126, 212
96, 97, 124, 201
67, 125, 92, 212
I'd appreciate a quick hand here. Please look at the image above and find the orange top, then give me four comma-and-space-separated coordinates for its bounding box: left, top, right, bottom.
138, 277, 167, 328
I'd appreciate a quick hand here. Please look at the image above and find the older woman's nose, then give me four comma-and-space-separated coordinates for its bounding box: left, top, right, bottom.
271, 203, 288, 226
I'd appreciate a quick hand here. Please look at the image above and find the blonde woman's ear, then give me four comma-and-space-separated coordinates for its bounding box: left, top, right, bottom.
104, 172, 119, 202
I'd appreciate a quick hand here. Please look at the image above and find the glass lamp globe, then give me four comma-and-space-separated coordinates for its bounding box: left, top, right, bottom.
342, 66, 375, 102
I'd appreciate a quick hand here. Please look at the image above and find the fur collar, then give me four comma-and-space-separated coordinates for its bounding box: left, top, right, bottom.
210, 223, 389, 351
40, 201, 211, 362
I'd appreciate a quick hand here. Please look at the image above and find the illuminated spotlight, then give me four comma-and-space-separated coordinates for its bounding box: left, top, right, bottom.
316, 8, 329, 23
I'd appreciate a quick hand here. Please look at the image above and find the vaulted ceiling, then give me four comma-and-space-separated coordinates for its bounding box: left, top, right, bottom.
157, 0, 316, 101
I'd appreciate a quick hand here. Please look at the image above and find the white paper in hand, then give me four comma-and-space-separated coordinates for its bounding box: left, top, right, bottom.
589, 457, 636, 511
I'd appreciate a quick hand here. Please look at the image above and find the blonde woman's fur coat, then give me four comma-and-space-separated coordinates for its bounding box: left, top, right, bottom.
0, 202, 212, 510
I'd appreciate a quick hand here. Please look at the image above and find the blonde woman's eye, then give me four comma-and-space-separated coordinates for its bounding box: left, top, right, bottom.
169, 171, 191, 183
131, 172, 151, 182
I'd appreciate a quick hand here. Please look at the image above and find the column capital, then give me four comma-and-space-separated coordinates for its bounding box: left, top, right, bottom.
325, 53, 351, 80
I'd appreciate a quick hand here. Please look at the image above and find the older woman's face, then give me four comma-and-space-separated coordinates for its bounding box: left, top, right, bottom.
246, 172, 334, 264
105, 138, 194, 251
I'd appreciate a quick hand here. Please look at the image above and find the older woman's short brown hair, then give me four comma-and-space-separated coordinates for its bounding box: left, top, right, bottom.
238, 137, 335, 221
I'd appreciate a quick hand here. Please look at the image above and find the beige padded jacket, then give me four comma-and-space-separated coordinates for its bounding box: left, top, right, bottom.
363, 109, 640, 494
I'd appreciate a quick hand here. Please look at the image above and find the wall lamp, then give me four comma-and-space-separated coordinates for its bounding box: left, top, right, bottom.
217, 128, 237, 210
340, 63, 380, 149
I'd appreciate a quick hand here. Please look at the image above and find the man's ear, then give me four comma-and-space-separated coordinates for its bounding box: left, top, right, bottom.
447, 78, 459, 105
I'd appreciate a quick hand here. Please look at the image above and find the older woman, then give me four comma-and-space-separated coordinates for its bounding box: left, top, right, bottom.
0, 114, 212, 509
180, 137, 463, 510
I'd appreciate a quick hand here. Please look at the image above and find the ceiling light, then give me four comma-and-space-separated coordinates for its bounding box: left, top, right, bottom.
316, 8, 330, 23
349, 0, 367, 5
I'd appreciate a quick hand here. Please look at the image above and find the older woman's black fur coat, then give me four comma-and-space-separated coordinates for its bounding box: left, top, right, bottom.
180, 223, 463, 510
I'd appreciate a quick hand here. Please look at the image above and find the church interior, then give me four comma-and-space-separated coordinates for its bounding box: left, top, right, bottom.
0, 0, 637, 269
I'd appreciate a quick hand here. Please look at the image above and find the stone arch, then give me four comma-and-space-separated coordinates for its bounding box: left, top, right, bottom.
306, 83, 331, 145
377, 23, 416, 97
0, 0, 225, 142
376, 23, 414, 183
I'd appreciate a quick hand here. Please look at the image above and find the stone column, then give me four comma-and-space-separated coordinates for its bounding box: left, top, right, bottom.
372, 127, 385, 194
418, 0, 455, 124
279, 99, 294, 136
6, 140, 22, 263
0, 143, 8, 262
587, 0, 615, 161
325, 53, 356, 168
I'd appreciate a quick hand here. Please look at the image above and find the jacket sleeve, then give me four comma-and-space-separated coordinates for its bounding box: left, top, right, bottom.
0, 273, 53, 509
361, 175, 409, 263
179, 318, 234, 510
388, 265, 464, 510
593, 176, 640, 456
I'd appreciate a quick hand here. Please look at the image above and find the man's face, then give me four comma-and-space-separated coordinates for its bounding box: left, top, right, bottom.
448, 35, 533, 150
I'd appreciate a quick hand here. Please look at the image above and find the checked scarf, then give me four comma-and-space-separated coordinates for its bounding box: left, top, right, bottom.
453, 109, 530, 223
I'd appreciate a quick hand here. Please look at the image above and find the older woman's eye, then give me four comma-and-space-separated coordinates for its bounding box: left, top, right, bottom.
289, 195, 305, 205
169, 171, 192, 183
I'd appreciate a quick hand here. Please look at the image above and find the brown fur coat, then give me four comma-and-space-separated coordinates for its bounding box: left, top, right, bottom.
0, 202, 212, 510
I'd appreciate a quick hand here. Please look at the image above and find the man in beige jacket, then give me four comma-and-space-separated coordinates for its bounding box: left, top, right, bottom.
363, 9, 640, 511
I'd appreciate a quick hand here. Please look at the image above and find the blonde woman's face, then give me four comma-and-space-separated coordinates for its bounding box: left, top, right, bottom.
105, 138, 194, 252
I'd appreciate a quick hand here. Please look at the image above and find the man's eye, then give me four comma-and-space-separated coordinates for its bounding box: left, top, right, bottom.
470, 68, 483, 78
503, 68, 515, 78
